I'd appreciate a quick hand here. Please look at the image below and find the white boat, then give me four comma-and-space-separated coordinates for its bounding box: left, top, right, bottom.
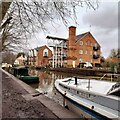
55, 76, 120, 119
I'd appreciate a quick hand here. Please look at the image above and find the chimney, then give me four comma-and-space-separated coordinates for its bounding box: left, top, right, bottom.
68, 26, 76, 48
67, 26, 77, 67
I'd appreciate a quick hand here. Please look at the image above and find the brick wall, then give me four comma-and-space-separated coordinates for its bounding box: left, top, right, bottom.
67, 26, 101, 67
37, 46, 52, 66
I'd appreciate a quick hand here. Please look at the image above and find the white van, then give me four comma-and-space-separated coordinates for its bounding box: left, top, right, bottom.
84, 62, 93, 68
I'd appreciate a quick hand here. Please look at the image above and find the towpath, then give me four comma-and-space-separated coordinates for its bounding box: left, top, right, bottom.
0, 68, 80, 119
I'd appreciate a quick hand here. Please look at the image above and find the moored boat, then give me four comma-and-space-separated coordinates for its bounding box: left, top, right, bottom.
11, 66, 39, 84
55, 76, 120, 119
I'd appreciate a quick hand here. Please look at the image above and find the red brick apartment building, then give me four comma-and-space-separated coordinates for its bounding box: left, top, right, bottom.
67, 26, 101, 67
47, 26, 101, 68
36, 45, 52, 66
28, 45, 52, 66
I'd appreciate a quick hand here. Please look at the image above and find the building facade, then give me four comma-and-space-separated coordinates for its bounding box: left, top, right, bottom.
47, 26, 101, 68
47, 36, 68, 68
36, 45, 52, 67
28, 45, 52, 67
67, 26, 101, 67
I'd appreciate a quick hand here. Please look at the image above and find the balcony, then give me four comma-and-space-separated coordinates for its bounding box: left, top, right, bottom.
43, 55, 48, 58
62, 54, 67, 58
93, 54, 99, 59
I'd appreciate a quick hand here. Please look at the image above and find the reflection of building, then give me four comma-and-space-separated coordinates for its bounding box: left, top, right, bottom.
47, 26, 101, 68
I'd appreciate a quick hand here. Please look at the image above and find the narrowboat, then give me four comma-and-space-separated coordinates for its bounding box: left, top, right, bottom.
11, 66, 39, 84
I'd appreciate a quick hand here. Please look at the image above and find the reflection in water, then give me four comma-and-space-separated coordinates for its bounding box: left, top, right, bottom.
29, 69, 74, 106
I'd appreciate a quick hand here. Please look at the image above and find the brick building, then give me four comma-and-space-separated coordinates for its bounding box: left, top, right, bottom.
28, 45, 52, 67
47, 26, 101, 68
67, 26, 101, 67
36, 45, 52, 66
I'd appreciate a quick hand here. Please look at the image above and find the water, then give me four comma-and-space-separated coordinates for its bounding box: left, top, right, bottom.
29, 69, 89, 106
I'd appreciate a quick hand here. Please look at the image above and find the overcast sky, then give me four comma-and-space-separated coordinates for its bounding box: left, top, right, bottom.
28, 0, 119, 58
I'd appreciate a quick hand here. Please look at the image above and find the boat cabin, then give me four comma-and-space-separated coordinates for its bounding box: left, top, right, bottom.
11, 66, 29, 77
11, 66, 39, 84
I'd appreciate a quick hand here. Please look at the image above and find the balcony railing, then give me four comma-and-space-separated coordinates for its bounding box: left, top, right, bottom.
93, 54, 99, 59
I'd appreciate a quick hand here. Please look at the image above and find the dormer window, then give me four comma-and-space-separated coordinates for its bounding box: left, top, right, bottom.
43, 48, 48, 57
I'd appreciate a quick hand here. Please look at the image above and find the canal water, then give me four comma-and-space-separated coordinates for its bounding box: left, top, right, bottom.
29, 69, 90, 106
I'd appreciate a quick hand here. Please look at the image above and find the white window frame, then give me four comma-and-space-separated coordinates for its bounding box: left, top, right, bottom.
79, 50, 83, 54
80, 41, 83, 45
85, 50, 87, 54
43, 48, 48, 57
79, 58, 82, 62
94, 51, 97, 55
91, 59, 93, 63
90, 51, 92, 55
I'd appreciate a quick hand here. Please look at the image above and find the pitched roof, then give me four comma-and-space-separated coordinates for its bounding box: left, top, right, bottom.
35, 45, 47, 50
76, 32, 89, 42
35, 45, 52, 52
76, 32, 100, 47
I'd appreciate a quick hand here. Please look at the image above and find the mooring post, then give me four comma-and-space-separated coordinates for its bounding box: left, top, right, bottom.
75, 77, 77, 85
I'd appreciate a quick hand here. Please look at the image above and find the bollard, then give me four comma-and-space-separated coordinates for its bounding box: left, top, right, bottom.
75, 77, 77, 85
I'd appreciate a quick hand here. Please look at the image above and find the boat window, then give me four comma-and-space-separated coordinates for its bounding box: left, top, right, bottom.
107, 82, 120, 97
107, 82, 120, 95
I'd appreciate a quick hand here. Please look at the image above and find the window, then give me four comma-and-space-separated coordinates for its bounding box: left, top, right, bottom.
43, 48, 48, 57
85, 50, 87, 54
88, 41, 90, 46
90, 51, 92, 55
80, 41, 83, 45
79, 50, 83, 54
79, 58, 82, 62
94, 51, 97, 55
91, 59, 93, 63
94, 43, 97, 47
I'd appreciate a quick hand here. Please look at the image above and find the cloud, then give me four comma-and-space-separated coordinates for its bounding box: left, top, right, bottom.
82, 2, 118, 58
83, 2, 118, 31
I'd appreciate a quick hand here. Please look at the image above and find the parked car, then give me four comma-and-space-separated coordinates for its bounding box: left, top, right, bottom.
78, 62, 93, 69
84, 62, 93, 69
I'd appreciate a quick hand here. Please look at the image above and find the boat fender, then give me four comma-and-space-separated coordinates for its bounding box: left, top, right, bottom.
91, 106, 94, 109
64, 91, 66, 95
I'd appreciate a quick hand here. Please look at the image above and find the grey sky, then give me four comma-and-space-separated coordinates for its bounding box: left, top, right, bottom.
29, 1, 119, 58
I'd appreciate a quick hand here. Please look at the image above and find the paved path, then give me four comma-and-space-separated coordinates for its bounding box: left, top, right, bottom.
1, 68, 80, 119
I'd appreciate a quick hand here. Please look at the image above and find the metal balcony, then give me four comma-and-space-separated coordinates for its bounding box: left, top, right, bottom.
93, 54, 99, 59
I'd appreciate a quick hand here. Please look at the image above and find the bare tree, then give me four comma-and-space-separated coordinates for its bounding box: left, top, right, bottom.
109, 49, 118, 58
1, 0, 99, 52
2, 51, 16, 64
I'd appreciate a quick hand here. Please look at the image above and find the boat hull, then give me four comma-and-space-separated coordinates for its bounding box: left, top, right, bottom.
55, 78, 120, 119
63, 95, 110, 120
19, 76, 39, 84
56, 86, 109, 120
